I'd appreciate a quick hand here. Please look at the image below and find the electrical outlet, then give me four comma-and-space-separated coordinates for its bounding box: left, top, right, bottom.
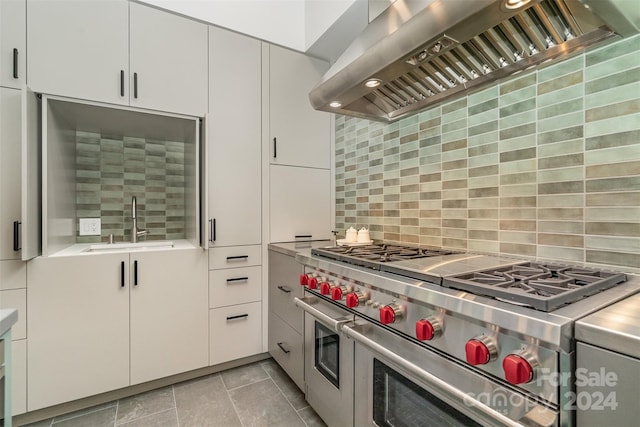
79, 218, 101, 236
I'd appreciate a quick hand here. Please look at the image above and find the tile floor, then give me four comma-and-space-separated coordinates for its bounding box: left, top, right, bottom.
21, 359, 326, 427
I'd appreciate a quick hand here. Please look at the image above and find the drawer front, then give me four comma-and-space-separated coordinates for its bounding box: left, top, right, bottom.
0, 289, 26, 340
209, 266, 261, 308
209, 245, 261, 270
268, 312, 304, 390
268, 278, 303, 333
210, 302, 262, 365
0, 260, 26, 290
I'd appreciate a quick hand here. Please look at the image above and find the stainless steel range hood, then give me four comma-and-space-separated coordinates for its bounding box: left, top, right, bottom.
309, 0, 639, 122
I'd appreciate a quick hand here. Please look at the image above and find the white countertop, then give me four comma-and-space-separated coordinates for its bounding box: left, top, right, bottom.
0, 309, 18, 337
49, 239, 197, 257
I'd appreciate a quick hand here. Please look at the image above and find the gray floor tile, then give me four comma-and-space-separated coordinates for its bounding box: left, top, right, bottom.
228, 378, 305, 427
51, 406, 117, 427
221, 362, 269, 390
297, 406, 327, 427
116, 386, 175, 424
117, 409, 178, 427
174, 374, 242, 427
261, 359, 308, 410
51, 402, 116, 423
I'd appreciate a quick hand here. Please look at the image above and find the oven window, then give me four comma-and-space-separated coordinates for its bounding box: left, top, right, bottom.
373, 359, 481, 427
314, 321, 340, 388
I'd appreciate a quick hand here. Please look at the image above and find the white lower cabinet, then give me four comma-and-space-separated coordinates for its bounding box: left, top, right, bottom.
11, 339, 27, 415
27, 248, 208, 410
209, 301, 262, 365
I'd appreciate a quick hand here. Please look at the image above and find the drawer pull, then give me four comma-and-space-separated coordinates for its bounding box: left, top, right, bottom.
227, 277, 248, 284
226, 255, 248, 261
277, 342, 290, 354
277, 285, 291, 294
226, 314, 248, 321
295, 234, 312, 239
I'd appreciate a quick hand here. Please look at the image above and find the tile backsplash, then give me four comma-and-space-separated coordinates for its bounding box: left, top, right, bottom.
335, 34, 640, 272
76, 131, 186, 243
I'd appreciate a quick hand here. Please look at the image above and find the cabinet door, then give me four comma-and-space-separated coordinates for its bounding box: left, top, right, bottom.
130, 249, 208, 384
0, 88, 21, 260
27, 0, 129, 105
27, 254, 130, 411
269, 45, 331, 169
207, 27, 261, 247
270, 165, 332, 242
0, 0, 26, 88
129, 2, 207, 116
268, 251, 304, 333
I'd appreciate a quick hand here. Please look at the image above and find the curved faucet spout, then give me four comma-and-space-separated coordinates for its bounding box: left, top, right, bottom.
131, 195, 147, 243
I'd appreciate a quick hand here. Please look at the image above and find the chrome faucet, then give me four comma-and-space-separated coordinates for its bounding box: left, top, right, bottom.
131, 196, 149, 243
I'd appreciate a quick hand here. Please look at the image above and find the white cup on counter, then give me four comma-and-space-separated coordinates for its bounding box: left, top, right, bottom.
345, 226, 358, 243
357, 227, 370, 243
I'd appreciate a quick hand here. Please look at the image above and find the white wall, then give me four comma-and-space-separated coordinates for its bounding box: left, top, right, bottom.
304, 0, 356, 50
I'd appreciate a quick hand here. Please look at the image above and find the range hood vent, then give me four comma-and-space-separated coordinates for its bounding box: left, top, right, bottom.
309, 0, 639, 122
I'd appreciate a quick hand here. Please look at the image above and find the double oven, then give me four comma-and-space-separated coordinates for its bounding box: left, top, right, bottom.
293, 243, 640, 427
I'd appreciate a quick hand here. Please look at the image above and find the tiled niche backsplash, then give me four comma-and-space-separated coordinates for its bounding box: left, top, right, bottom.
335, 34, 640, 272
76, 131, 186, 243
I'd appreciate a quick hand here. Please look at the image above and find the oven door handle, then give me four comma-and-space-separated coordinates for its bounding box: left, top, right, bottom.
342, 324, 523, 427
294, 296, 351, 333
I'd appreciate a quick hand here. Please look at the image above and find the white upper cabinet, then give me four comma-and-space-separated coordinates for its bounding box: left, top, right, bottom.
129, 2, 207, 117
27, 0, 130, 106
27, 0, 207, 116
206, 27, 261, 247
0, 0, 26, 88
269, 45, 331, 169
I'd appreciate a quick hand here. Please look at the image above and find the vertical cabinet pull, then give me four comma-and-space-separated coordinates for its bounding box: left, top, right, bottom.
13, 48, 18, 79
133, 72, 138, 98
134, 260, 138, 286
120, 261, 125, 287
273, 137, 277, 158
120, 70, 124, 96
212, 218, 216, 242
13, 221, 21, 251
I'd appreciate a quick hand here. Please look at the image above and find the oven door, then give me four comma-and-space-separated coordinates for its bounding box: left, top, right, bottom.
295, 295, 354, 427
344, 322, 559, 427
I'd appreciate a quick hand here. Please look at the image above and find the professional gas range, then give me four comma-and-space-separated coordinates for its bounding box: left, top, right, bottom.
295, 243, 640, 427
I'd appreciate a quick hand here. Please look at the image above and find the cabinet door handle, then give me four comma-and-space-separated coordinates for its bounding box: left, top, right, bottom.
13, 221, 21, 251
277, 285, 291, 294
226, 277, 248, 284
208, 219, 213, 242
133, 72, 138, 98
226, 255, 248, 261
226, 314, 248, 321
295, 234, 312, 239
277, 342, 290, 354
134, 260, 138, 286
13, 48, 18, 79
212, 218, 216, 241
120, 261, 125, 287
120, 70, 124, 96
273, 137, 277, 158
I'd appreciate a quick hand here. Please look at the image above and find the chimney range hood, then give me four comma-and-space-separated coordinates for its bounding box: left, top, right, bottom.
309, 0, 640, 122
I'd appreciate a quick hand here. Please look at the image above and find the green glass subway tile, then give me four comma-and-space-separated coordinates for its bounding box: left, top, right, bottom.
442, 169, 466, 183
419, 156, 442, 170
586, 82, 640, 110
468, 85, 499, 105
469, 240, 500, 253
586, 50, 639, 82
538, 139, 583, 159
400, 125, 419, 139
538, 168, 584, 187
586, 249, 640, 269
500, 98, 536, 118
468, 207, 499, 218
586, 99, 640, 122
419, 116, 441, 131
419, 135, 442, 148
586, 67, 640, 95
586, 191, 640, 207
585, 112, 640, 138
586, 35, 640, 67
538, 126, 583, 144
469, 164, 499, 177
400, 166, 419, 177
585, 235, 640, 253
538, 71, 583, 96
500, 183, 537, 196
468, 120, 499, 137
499, 220, 536, 231
468, 152, 499, 168
538, 98, 584, 121
442, 97, 467, 114
586, 160, 640, 179
469, 187, 499, 198
538, 112, 583, 133
499, 110, 537, 130
538, 207, 583, 220
499, 230, 537, 244
501, 86, 536, 108
585, 130, 640, 151
420, 172, 442, 183
442, 148, 467, 164
537, 84, 584, 108
500, 171, 537, 186
500, 73, 536, 96
500, 196, 536, 207
468, 131, 500, 148
441, 139, 466, 152
400, 183, 420, 193
442, 188, 468, 201
468, 142, 498, 157
538, 220, 584, 234
442, 128, 467, 143
442, 159, 467, 170
538, 56, 583, 82
499, 123, 536, 141
469, 175, 499, 188
586, 222, 640, 237
419, 191, 442, 200
383, 130, 400, 142
539, 181, 584, 194
468, 98, 499, 117
538, 246, 584, 263
538, 155, 584, 171
442, 117, 467, 134
442, 179, 467, 190
586, 176, 640, 192
500, 147, 536, 163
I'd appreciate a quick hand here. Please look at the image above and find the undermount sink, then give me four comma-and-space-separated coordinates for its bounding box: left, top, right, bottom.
85, 241, 174, 252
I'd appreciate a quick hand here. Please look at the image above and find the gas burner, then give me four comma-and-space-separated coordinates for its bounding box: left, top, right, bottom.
443, 263, 628, 312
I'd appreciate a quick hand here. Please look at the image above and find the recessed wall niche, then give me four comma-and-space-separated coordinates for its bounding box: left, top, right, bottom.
42, 96, 200, 256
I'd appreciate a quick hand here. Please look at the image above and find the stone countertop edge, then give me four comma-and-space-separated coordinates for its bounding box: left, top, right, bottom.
268, 240, 333, 257
0, 308, 18, 337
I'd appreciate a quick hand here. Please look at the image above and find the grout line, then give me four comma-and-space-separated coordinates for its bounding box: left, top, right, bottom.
113, 399, 119, 427
116, 409, 176, 427
224, 377, 246, 427
172, 385, 180, 427
261, 364, 311, 426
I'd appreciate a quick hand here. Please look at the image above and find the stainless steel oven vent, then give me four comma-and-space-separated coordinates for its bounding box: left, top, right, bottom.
309, 0, 640, 122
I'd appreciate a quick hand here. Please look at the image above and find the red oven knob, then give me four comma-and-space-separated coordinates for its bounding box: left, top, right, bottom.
320, 281, 331, 295
331, 286, 344, 300
380, 304, 402, 324
346, 291, 366, 308
299, 274, 308, 286
503, 353, 536, 384
465, 336, 497, 365
415, 317, 441, 341
307, 277, 318, 289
